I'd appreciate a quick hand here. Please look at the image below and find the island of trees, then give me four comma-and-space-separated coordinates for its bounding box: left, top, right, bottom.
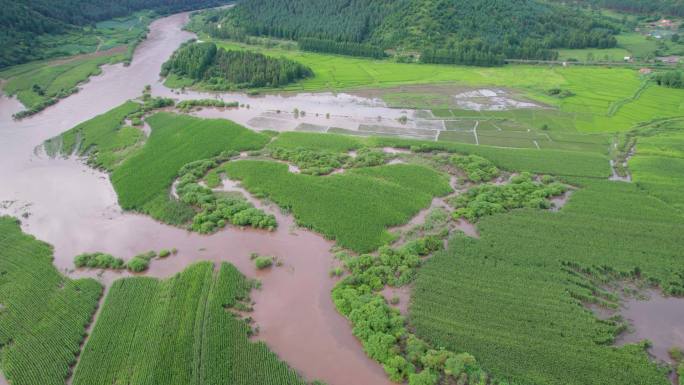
160, 42, 313, 89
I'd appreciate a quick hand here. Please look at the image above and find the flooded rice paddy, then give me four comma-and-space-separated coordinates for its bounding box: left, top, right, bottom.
1, 9, 681, 385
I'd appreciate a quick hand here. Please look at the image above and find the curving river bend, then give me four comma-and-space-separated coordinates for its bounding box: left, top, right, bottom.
0, 13, 396, 385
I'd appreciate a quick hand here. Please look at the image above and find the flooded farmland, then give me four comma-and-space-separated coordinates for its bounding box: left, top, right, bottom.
2, 7, 683, 385
0, 12, 396, 385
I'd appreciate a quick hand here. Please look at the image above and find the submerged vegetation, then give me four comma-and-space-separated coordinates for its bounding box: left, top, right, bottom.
161, 42, 313, 89
0, 217, 102, 385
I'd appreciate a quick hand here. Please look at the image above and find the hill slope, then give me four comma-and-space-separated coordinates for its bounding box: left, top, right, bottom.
0, 0, 227, 68
200, 0, 619, 65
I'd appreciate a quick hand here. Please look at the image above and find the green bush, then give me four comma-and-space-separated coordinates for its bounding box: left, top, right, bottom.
451, 154, 500, 182
126, 256, 150, 273
74, 252, 125, 270
450, 172, 567, 221
158, 249, 171, 258
254, 256, 273, 270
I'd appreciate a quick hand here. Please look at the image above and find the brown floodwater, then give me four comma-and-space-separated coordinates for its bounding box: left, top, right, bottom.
0, 12, 394, 385
615, 290, 684, 364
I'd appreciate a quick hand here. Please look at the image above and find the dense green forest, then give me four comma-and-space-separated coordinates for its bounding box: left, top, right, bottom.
0, 0, 228, 68
560, 0, 684, 17
197, 0, 619, 65
161, 42, 313, 89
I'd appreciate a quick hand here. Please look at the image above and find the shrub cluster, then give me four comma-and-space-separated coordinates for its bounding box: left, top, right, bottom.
653, 70, 684, 89
253, 256, 274, 269
269, 147, 387, 175
74, 252, 125, 270
450, 173, 567, 221
176, 99, 239, 112
74, 250, 159, 273
269, 147, 349, 175
126, 251, 156, 272
332, 237, 498, 385
546, 88, 576, 98
176, 156, 277, 233
451, 154, 500, 182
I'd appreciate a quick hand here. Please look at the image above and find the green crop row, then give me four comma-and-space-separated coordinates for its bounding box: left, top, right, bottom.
44, 101, 142, 169
0, 217, 102, 385
411, 177, 683, 385
224, 160, 452, 252
72, 262, 307, 385
111, 112, 269, 224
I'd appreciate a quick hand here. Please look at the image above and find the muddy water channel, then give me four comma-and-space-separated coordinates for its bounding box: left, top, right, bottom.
0, 12, 396, 385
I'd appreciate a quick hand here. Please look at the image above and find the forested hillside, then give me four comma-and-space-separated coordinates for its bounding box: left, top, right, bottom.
161, 42, 313, 89
0, 0, 227, 68
198, 0, 619, 65
561, 0, 684, 17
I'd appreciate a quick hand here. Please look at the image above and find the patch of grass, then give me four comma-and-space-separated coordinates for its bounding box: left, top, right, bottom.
630, 121, 684, 211
45, 101, 142, 169
3, 52, 124, 117
367, 137, 611, 178
111, 113, 269, 224
0, 217, 102, 385
268, 131, 364, 152
224, 161, 452, 252
72, 262, 306, 385
557, 47, 631, 62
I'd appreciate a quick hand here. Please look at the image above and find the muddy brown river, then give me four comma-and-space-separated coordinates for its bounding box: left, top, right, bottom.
0, 12, 394, 385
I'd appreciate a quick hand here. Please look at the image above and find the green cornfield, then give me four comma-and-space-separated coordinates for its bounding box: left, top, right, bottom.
224, 160, 452, 252
72, 262, 305, 385
0, 216, 102, 385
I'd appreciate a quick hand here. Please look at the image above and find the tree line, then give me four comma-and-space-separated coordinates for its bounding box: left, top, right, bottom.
653, 70, 684, 88
161, 42, 313, 89
299, 38, 387, 58
557, 0, 684, 17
